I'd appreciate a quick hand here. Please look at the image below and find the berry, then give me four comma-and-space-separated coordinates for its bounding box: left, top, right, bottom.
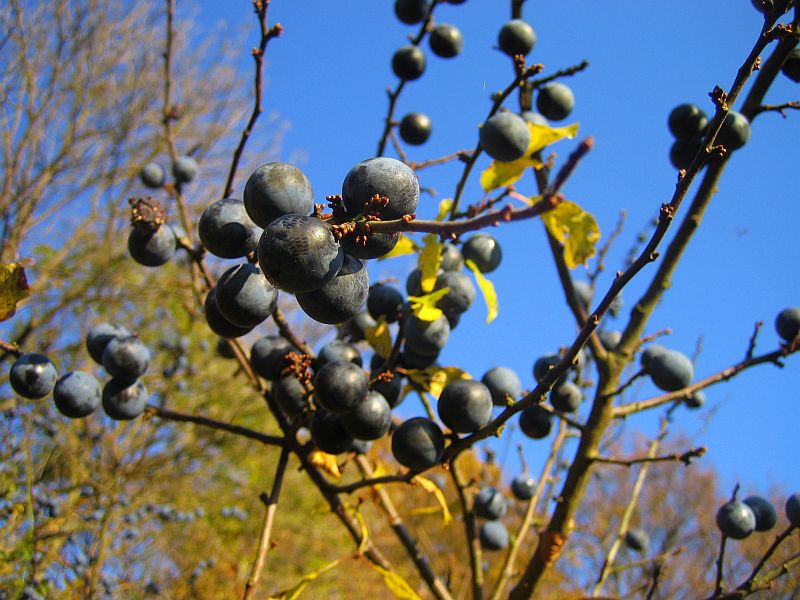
372, 375, 404, 408
781, 48, 800, 82
310, 411, 354, 454
404, 313, 450, 357
87, 323, 131, 365
521, 111, 548, 127
341, 157, 420, 221
367, 284, 405, 323
440, 244, 464, 271
429, 24, 463, 58
479, 521, 509, 550
533, 353, 561, 382
519, 405, 552, 439
204, 288, 254, 339
624, 528, 649, 552
474, 486, 508, 520
9, 353, 57, 399
296, 254, 369, 325
102, 379, 148, 420
550, 381, 582, 413
250, 336, 294, 380
536, 83, 575, 121
437, 379, 492, 433
683, 390, 705, 409
716, 500, 756, 539
775, 307, 800, 342
480, 112, 531, 162
172, 156, 199, 184
394, 0, 430, 24
313, 360, 368, 413
128, 224, 177, 267
786, 493, 800, 527
511, 473, 536, 500
392, 45, 426, 81
217, 338, 236, 359
243, 162, 314, 228
743, 496, 777, 532
341, 311, 377, 343
497, 19, 536, 57
670, 137, 703, 170
717, 111, 750, 151
53, 371, 102, 418
481, 366, 522, 406
341, 390, 392, 440
314, 340, 363, 370
399, 112, 432, 145
198, 198, 263, 259
391, 417, 444, 470
139, 162, 165, 189
640, 344, 667, 371
272, 375, 307, 419
215, 263, 278, 328
400, 345, 440, 370
647, 349, 693, 391
102, 336, 150, 382
434, 271, 476, 316
598, 329, 621, 351
668, 104, 708, 140
257, 214, 344, 293
341, 230, 400, 260
462, 233, 502, 273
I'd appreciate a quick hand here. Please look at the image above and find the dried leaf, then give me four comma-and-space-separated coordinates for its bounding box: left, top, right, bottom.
369, 565, 422, 600
541, 200, 601, 269
309, 450, 341, 479
268, 556, 346, 600
414, 476, 453, 526
365, 317, 393, 359
0, 263, 30, 321
465, 259, 498, 323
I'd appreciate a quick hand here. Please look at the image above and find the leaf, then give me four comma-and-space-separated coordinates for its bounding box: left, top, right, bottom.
0, 263, 30, 321
435, 198, 453, 221
345, 503, 370, 555
465, 259, 498, 324
309, 450, 341, 479
417, 234, 442, 294
365, 317, 393, 359
369, 565, 422, 600
380, 234, 418, 259
541, 201, 601, 269
407, 288, 450, 322
479, 122, 578, 192
528, 122, 579, 154
405, 366, 470, 399
268, 557, 346, 600
413, 476, 453, 526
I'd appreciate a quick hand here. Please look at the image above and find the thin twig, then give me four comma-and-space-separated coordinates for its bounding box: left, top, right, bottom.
589, 210, 626, 285
450, 452, 484, 600
591, 446, 706, 468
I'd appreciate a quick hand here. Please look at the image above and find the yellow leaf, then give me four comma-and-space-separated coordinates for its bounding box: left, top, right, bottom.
417, 234, 443, 294
528, 122, 579, 154
365, 317, 393, 359
435, 199, 453, 221
0, 263, 30, 321
407, 288, 449, 322
345, 503, 370, 555
541, 201, 601, 269
268, 557, 346, 600
414, 475, 453, 526
309, 450, 341, 479
465, 259, 498, 324
405, 366, 471, 399
369, 565, 422, 600
380, 234, 418, 259
480, 156, 542, 192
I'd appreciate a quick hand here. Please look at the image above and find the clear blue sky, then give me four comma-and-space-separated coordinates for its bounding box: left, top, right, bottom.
192, 1, 799, 495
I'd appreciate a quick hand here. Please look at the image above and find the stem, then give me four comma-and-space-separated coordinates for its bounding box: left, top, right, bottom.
450, 453, 484, 600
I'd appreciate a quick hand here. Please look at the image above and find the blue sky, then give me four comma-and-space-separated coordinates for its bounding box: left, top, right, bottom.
192, 1, 799, 495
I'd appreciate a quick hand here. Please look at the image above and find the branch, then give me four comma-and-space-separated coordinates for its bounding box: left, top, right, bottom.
243, 446, 290, 600
753, 99, 800, 116
450, 452, 484, 600
223, 0, 283, 199
591, 446, 706, 468
332, 472, 415, 495
144, 405, 287, 448
734, 525, 798, 596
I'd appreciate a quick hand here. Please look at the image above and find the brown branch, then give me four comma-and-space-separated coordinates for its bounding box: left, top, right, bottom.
450, 452, 484, 600
223, 1, 283, 199
332, 472, 415, 495
408, 149, 473, 171
753, 99, 800, 116
144, 405, 287, 448
0, 339, 23, 358
589, 210, 626, 285
591, 446, 706, 468
737, 525, 798, 593
243, 446, 290, 600
271, 306, 313, 356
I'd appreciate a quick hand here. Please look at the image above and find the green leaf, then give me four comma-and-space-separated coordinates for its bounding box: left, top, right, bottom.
465, 259, 498, 323
541, 200, 601, 269
407, 288, 449, 322
417, 234, 442, 294
379, 234, 418, 259
369, 565, 423, 600
0, 263, 29, 322
365, 317, 393, 359
268, 557, 346, 600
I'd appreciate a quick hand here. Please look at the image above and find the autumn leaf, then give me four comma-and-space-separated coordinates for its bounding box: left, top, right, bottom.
309, 450, 341, 479
369, 565, 422, 600
417, 234, 442, 294
268, 556, 346, 600
541, 200, 601, 268
414, 475, 453, 526
435, 198, 453, 221
0, 263, 30, 321
465, 259, 498, 323
380, 234, 418, 259
365, 317, 393, 359
405, 366, 471, 399
407, 288, 449, 322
